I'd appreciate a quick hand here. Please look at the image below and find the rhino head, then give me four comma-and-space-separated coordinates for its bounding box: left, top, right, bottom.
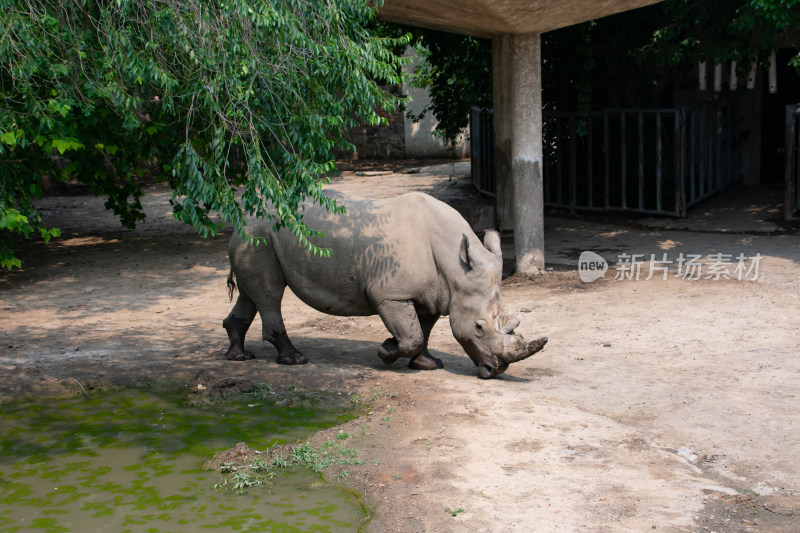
448, 230, 548, 379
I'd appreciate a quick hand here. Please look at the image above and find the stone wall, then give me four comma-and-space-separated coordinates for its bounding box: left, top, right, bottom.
339, 54, 471, 160
341, 107, 406, 160
402, 50, 469, 159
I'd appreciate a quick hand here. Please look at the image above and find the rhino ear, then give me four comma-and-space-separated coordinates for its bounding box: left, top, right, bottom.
483, 230, 502, 260
460, 234, 495, 274
459, 234, 472, 270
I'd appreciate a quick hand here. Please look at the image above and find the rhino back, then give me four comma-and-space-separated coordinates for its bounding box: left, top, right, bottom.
234, 192, 469, 317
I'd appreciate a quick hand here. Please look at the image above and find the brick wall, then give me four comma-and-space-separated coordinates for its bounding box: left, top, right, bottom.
341, 107, 406, 160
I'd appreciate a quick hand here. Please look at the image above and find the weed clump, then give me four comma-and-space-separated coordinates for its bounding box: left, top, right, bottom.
207, 438, 364, 493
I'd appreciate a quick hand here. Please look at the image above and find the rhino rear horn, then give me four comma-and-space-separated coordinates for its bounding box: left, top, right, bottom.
494, 313, 520, 334
501, 336, 548, 364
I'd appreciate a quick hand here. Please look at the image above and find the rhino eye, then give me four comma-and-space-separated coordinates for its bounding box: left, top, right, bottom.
475, 321, 486, 336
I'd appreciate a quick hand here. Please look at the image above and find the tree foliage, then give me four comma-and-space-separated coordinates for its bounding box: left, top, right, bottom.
403, 31, 492, 144
0, 0, 408, 268
645, 0, 800, 70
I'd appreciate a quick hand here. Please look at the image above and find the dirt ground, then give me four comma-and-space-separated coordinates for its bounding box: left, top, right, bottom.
2, 163, 800, 532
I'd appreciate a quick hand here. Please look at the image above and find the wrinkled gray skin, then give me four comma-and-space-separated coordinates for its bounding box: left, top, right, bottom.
223, 192, 547, 379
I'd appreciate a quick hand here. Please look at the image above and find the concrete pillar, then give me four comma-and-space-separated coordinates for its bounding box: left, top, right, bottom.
492, 33, 544, 273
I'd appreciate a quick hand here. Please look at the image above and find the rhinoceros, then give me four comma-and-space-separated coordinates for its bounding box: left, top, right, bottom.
223, 192, 547, 379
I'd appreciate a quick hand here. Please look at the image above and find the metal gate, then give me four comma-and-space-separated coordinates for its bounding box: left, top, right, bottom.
786, 103, 800, 220
681, 96, 740, 211
542, 108, 683, 215
470, 96, 740, 217
470, 107, 496, 197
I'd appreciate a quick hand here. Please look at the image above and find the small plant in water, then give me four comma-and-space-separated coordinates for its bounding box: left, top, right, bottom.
290, 442, 317, 467
249, 457, 271, 472
349, 393, 362, 404
445, 507, 465, 517
272, 454, 289, 469
232, 472, 262, 491
287, 440, 363, 473
313, 454, 334, 472
249, 382, 272, 400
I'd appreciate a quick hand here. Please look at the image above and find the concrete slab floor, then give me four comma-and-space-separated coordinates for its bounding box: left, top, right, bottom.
639, 184, 788, 235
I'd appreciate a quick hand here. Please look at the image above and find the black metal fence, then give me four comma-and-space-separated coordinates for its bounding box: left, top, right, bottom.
543, 109, 684, 215
681, 96, 740, 210
470, 95, 740, 217
786, 103, 800, 220
469, 107, 496, 198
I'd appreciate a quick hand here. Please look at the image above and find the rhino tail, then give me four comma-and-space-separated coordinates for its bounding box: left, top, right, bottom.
226, 268, 237, 302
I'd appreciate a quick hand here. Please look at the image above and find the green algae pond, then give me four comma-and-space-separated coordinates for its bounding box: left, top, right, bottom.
0, 387, 368, 532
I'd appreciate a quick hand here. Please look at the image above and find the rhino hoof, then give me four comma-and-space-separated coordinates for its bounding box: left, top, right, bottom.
226, 346, 255, 361
276, 351, 308, 365
378, 339, 401, 366
379, 351, 399, 366
408, 353, 444, 371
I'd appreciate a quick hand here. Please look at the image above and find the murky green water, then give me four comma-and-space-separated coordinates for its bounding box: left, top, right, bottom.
0, 388, 366, 532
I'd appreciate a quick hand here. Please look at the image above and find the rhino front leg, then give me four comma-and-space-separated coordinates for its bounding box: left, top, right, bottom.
409, 313, 443, 370
374, 301, 441, 371
375, 300, 423, 366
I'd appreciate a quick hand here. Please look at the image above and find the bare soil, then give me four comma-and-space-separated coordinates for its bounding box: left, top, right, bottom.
2, 169, 800, 532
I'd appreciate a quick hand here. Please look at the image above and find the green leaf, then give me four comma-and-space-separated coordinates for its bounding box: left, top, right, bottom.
50, 138, 85, 155
1, 256, 22, 270
0, 131, 17, 147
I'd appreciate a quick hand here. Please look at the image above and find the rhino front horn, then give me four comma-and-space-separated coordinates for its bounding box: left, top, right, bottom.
502, 336, 548, 364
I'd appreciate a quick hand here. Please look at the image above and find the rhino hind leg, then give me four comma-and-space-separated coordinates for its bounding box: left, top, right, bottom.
227, 255, 306, 365
223, 293, 258, 361
268, 327, 308, 365
255, 301, 307, 365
